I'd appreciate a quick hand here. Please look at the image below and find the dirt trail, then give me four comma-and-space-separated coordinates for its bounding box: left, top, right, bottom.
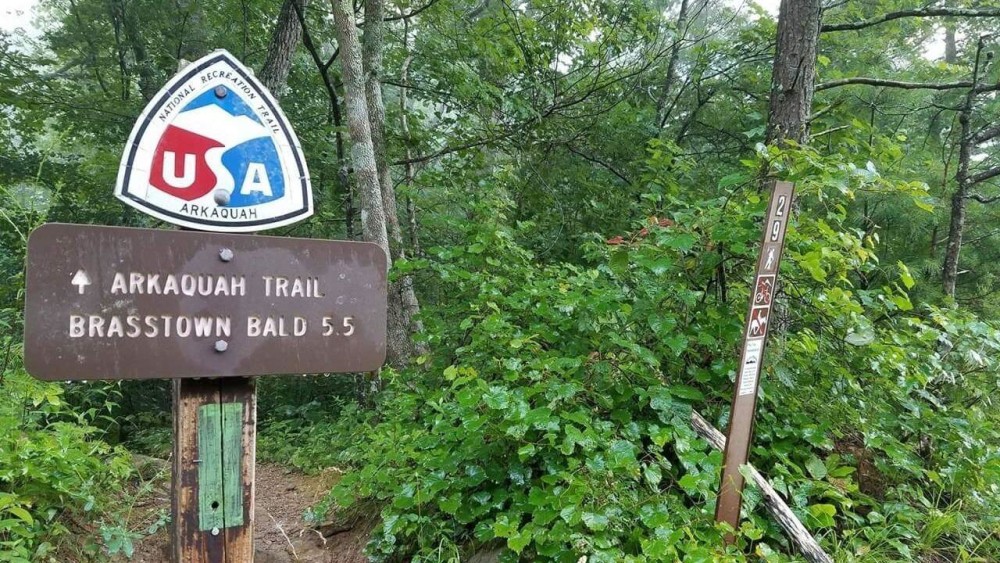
126, 463, 370, 562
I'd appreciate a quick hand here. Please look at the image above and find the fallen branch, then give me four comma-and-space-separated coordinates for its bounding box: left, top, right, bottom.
690, 410, 833, 563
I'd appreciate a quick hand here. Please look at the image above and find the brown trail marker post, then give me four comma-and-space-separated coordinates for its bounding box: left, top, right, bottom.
22, 51, 387, 563
715, 180, 795, 540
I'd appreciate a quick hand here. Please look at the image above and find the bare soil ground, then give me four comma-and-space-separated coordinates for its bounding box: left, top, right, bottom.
122, 462, 371, 563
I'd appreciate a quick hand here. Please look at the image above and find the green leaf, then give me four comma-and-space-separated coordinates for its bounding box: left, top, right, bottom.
582, 512, 609, 531
845, 328, 874, 346
643, 463, 663, 489
805, 455, 827, 480
678, 473, 700, 494
610, 250, 629, 274
8, 506, 33, 525
507, 529, 532, 553
492, 515, 518, 537
897, 261, 915, 289
808, 504, 837, 527
438, 494, 461, 515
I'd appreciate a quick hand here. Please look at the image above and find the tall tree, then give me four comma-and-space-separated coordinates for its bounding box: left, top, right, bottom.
259, 0, 309, 96
363, 0, 425, 367
330, 0, 390, 270
765, 0, 822, 146
942, 37, 1000, 298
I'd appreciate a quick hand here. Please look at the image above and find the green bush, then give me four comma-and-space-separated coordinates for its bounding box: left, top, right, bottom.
305, 149, 1000, 561
0, 336, 132, 562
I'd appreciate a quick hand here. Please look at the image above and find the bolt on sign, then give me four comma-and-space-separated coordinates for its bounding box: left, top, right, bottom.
24, 223, 387, 381
715, 180, 795, 537
115, 50, 312, 232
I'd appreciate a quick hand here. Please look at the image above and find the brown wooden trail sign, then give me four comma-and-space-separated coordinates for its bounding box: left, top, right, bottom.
21, 51, 386, 562
24, 223, 387, 381
715, 180, 795, 538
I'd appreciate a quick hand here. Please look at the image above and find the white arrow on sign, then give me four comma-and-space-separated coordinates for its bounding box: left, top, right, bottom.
71, 270, 91, 294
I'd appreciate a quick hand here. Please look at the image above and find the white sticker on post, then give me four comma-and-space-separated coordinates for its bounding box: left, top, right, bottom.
738, 339, 763, 396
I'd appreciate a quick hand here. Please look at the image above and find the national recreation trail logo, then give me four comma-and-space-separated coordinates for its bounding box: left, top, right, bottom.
115, 50, 312, 232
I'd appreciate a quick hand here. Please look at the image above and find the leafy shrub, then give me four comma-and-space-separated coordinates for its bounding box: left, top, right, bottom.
309, 148, 1000, 562
0, 336, 132, 562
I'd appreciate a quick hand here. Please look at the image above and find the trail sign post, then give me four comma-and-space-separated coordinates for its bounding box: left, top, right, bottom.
715, 180, 795, 538
22, 51, 380, 563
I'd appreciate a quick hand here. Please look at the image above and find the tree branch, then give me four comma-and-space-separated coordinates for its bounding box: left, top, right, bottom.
392, 131, 517, 165
690, 411, 833, 563
383, 0, 439, 21
972, 123, 1000, 144
821, 7, 1000, 32
564, 144, 632, 184
816, 77, 973, 92
969, 166, 1000, 186
967, 193, 1000, 204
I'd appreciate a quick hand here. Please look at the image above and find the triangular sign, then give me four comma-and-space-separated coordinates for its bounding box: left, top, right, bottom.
115, 50, 313, 232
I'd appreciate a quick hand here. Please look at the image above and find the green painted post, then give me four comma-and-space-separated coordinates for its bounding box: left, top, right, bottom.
196, 403, 245, 532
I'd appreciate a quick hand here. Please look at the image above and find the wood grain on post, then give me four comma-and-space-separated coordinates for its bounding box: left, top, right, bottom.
172, 378, 256, 562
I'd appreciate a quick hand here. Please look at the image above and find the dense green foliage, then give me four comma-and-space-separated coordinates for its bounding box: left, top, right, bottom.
270, 149, 1000, 561
0, 335, 133, 561
2, 0, 1000, 561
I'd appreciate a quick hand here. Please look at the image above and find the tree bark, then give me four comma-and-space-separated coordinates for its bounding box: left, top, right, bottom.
330, 0, 391, 287
656, 0, 690, 128
821, 6, 1000, 33
363, 0, 425, 368
332, 0, 391, 400
944, 23, 957, 64
116, 0, 157, 101
765, 0, 822, 146
942, 91, 974, 299
400, 18, 421, 255
942, 37, 991, 298
259, 0, 310, 97
291, 2, 355, 240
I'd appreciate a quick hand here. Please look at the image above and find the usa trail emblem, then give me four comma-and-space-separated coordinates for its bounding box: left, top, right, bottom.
115, 50, 313, 232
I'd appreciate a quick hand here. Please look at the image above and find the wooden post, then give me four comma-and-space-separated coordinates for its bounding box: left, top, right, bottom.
172, 377, 256, 562
715, 180, 794, 538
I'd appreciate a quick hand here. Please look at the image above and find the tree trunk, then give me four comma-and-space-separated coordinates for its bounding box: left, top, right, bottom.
331, 0, 390, 255
942, 37, 991, 298
944, 24, 957, 63
289, 1, 354, 240
175, 0, 209, 61
942, 187, 967, 298
765, 0, 822, 146
332, 0, 391, 399
944, 0, 958, 64
259, 0, 309, 97
656, 0, 690, 128
942, 86, 975, 299
117, 0, 157, 101
400, 21, 421, 254
363, 0, 425, 368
